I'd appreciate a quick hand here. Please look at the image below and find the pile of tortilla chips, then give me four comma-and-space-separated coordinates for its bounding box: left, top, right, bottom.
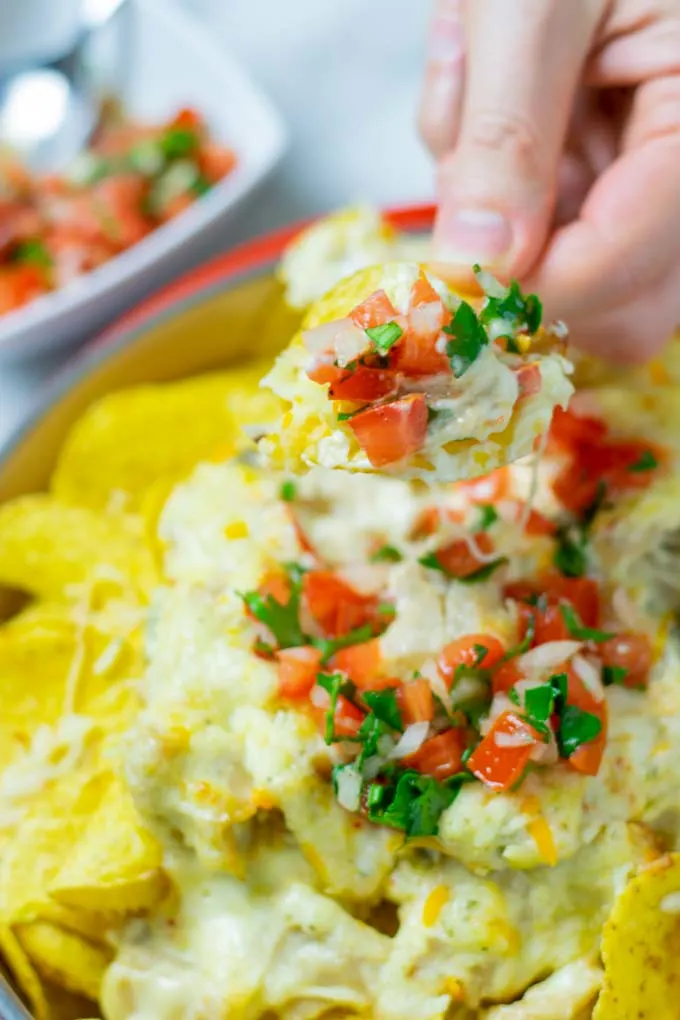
1, 337, 680, 1018
0, 365, 281, 1019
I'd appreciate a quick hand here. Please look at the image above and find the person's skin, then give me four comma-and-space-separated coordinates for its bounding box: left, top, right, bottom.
419, 0, 680, 363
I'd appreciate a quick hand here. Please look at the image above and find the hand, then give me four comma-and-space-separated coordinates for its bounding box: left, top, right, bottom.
419, 0, 680, 363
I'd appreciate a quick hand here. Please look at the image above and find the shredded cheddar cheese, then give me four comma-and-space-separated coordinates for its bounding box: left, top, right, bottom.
422, 884, 450, 928
527, 816, 558, 867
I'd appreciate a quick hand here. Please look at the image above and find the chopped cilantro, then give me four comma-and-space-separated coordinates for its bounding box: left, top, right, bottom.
554, 526, 588, 578
455, 697, 489, 729
550, 672, 569, 707
362, 688, 403, 732
279, 480, 297, 502
316, 672, 356, 744
476, 504, 499, 531
13, 239, 51, 269
365, 321, 403, 354
239, 579, 305, 649
312, 623, 375, 663
443, 301, 488, 377
524, 684, 555, 728
191, 173, 211, 198
603, 665, 628, 686
501, 615, 536, 661
628, 450, 658, 473
370, 544, 403, 563
418, 551, 507, 583
367, 770, 468, 838
582, 481, 608, 526
559, 604, 614, 643
479, 277, 543, 335
508, 687, 520, 706
356, 712, 394, 764
472, 643, 489, 663
557, 705, 602, 758
377, 601, 396, 618
160, 126, 199, 159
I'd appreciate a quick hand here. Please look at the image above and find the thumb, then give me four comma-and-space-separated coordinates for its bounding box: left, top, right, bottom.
433, 0, 602, 282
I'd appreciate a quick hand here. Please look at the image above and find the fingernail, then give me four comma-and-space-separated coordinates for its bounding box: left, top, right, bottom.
436, 208, 513, 265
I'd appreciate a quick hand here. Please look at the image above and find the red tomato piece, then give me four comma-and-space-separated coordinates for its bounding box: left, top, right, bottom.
410, 505, 464, 539
438, 633, 506, 686
172, 106, 203, 131
255, 571, 291, 606
198, 142, 237, 183
306, 362, 344, 386
398, 677, 434, 724
348, 394, 428, 467
329, 365, 399, 402
94, 175, 149, 249
277, 646, 323, 698
491, 659, 522, 695
333, 637, 383, 689
350, 289, 399, 330
552, 466, 600, 515
402, 729, 466, 780
521, 505, 557, 537
301, 571, 377, 638
434, 531, 496, 579
313, 689, 366, 738
466, 711, 542, 791
563, 667, 607, 776
389, 330, 451, 377
549, 406, 608, 451
516, 363, 542, 397
599, 633, 653, 689
410, 273, 442, 307
457, 468, 511, 504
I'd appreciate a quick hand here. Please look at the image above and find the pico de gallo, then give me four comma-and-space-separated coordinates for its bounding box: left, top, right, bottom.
239, 409, 662, 841
301, 267, 555, 469
0, 106, 236, 315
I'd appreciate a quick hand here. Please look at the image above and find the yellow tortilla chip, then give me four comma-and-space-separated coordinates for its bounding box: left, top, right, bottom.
0, 495, 157, 603
0, 611, 141, 776
0, 922, 50, 1020
15, 922, 111, 1001
51, 365, 280, 514
51, 774, 167, 914
593, 853, 680, 1019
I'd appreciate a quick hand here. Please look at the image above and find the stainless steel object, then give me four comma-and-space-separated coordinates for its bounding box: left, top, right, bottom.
0, 0, 129, 173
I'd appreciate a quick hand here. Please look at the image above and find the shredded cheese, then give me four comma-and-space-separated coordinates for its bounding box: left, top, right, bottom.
527, 815, 558, 867
422, 884, 450, 928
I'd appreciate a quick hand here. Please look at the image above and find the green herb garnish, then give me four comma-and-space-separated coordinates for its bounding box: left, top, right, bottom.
554, 526, 588, 578
557, 705, 602, 758
603, 665, 628, 686
362, 688, 403, 732
476, 272, 543, 335
628, 450, 658, 473
13, 239, 51, 270
559, 604, 614, 643
312, 623, 375, 663
160, 127, 199, 159
477, 504, 499, 531
443, 301, 488, 377
367, 770, 469, 838
365, 321, 403, 354
370, 544, 403, 563
337, 406, 368, 421
418, 551, 507, 583
316, 672, 357, 744
239, 564, 306, 649
279, 480, 297, 503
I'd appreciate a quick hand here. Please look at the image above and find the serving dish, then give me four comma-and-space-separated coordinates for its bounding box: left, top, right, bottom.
0, 0, 287, 362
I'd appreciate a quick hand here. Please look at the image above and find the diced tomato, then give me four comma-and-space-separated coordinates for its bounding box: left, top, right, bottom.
171, 107, 203, 132
333, 637, 383, 688
94, 175, 149, 249
410, 505, 464, 539
457, 468, 511, 504
288, 508, 318, 560
438, 633, 506, 686
410, 273, 442, 308
518, 504, 557, 537
389, 330, 451, 377
599, 633, 653, 689
466, 711, 542, 791
277, 646, 323, 698
329, 365, 398, 402
517, 602, 570, 645
0, 264, 48, 313
549, 407, 607, 452
403, 729, 466, 780
348, 394, 428, 467
552, 466, 600, 515
350, 289, 399, 330
433, 531, 495, 579
563, 667, 607, 776
198, 142, 237, 183
313, 688, 365, 738
398, 677, 434, 724
306, 362, 344, 386
516, 363, 542, 397
301, 570, 377, 637
491, 659, 522, 695
507, 574, 600, 645
257, 571, 291, 606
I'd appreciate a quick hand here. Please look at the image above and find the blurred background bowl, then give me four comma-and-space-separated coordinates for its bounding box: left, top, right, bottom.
0, 0, 287, 362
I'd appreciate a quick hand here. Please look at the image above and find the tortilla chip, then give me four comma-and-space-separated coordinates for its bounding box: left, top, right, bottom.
51, 774, 166, 914
593, 853, 680, 1019
15, 922, 111, 1001
51, 366, 280, 514
0, 611, 141, 776
0, 922, 50, 1020
0, 495, 157, 603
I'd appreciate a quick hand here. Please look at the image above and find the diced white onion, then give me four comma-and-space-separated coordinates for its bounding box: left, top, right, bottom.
480, 693, 512, 734
361, 755, 386, 780
309, 685, 329, 709
388, 721, 429, 759
487, 316, 513, 342
434, 334, 448, 354
337, 564, 390, 595
462, 532, 503, 565
377, 733, 396, 757
661, 892, 680, 914
409, 302, 444, 336
612, 586, 640, 630
517, 641, 582, 673
513, 677, 547, 701
302, 320, 347, 354
495, 729, 534, 748
334, 321, 372, 367
529, 733, 559, 764
336, 765, 362, 811
572, 654, 605, 703
548, 319, 569, 340
474, 266, 507, 299
419, 658, 449, 703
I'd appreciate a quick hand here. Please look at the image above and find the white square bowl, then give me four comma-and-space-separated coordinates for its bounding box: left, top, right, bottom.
0, 0, 288, 361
